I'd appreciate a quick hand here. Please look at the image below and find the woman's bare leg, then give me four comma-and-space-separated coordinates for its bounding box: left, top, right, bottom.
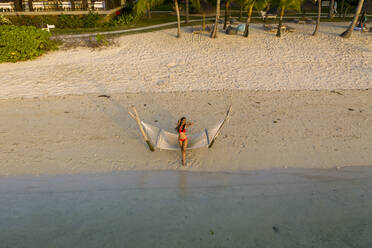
182, 140, 188, 166
179, 140, 185, 166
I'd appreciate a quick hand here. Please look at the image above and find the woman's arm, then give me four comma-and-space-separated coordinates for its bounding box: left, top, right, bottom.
186, 122, 193, 127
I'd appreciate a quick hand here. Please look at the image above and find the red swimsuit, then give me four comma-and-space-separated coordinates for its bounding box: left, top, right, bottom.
178, 128, 187, 142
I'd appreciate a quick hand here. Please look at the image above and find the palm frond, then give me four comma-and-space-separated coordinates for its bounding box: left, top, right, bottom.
242, 0, 268, 11
134, 0, 166, 16
278, 0, 304, 11
254, 0, 269, 10
190, 0, 201, 10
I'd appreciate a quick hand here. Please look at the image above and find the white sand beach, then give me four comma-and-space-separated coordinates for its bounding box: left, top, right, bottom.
0, 22, 371, 100
0, 22, 371, 176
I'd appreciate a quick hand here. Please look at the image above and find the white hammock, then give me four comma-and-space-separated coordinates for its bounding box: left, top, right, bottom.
141, 120, 224, 150
129, 106, 231, 151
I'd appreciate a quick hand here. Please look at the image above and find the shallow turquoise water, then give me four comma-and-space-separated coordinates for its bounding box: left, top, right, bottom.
1, 167, 371, 248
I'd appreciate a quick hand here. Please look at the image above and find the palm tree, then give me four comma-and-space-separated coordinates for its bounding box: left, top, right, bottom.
211, 0, 221, 38
312, 0, 321, 35
147, 2, 152, 18
275, 0, 304, 37
14, 0, 23, 11
134, 0, 166, 19
243, 1, 254, 36
28, 0, 34, 11
328, 0, 335, 18
243, 0, 268, 37
276, 6, 285, 37
239, 0, 244, 19
185, 0, 200, 24
340, 0, 365, 38
134, 0, 185, 37
82, 0, 88, 10
186, 0, 190, 23
339, 0, 345, 16
175, 0, 182, 37
70, 0, 76, 11
223, 0, 233, 30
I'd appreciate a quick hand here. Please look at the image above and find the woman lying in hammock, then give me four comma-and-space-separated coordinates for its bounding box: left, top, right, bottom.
176, 117, 193, 166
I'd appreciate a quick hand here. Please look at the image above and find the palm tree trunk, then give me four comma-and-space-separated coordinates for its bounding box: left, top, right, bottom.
240, 5, 243, 20
328, 0, 335, 18
339, 0, 345, 17
224, 2, 229, 30
71, 0, 75, 10
175, 0, 181, 38
185, 0, 189, 24
210, 0, 221, 38
14, 0, 23, 11
313, 0, 321, 35
340, 0, 365, 38
228, 4, 231, 20
28, 0, 33, 11
147, 2, 151, 19
276, 7, 285, 37
243, 4, 253, 37
82, 0, 88, 10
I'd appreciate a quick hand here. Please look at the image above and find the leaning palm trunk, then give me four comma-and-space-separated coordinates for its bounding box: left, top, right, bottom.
82, 0, 88, 10
147, 2, 151, 19
243, 4, 254, 37
175, 0, 181, 38
210, 0, 221, 38
224, 2, 229, 29
240, 5, 243, 19
328, 0, 335, 18
185, 0, 189, 24
340, 0, 365, 38
339, 0, 345, 17
276, 7, 285, 37
313, 0, 321, 35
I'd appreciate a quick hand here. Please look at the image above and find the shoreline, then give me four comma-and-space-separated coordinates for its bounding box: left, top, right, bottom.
2, 167, 371, 247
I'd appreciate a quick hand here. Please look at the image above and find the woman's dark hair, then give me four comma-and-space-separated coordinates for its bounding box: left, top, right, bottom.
176, 117, 186, 131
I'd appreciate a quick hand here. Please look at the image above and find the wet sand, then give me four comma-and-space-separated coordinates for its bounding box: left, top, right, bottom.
1, 89, 372, 176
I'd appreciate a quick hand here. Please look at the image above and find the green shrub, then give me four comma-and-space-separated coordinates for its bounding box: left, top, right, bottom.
0, 15, 12, 25
57, 12, 101, 28
8, 15, 57, 28
105, 13, 138, 27
0, 25, 58, 63
82, 11, 101, 28
57, 14, 82, 28
7, 13, 104, 29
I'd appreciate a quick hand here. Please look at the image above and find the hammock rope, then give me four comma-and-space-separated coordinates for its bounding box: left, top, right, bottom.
129, 105, 231, 151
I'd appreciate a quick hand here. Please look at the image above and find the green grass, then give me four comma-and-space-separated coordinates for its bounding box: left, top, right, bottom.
51, 12, 353, 36
152, 3, 174, 11
51, 13, 204, 35
62, 19, 216, 40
